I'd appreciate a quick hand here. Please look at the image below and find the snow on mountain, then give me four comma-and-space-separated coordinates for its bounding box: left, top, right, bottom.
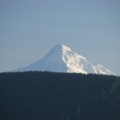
95, 64, 115, 75
14, 44, 115, 75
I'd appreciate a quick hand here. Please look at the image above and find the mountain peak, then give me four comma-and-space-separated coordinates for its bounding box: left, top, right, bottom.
13, 45, 115, 75
54, 44, 72, 51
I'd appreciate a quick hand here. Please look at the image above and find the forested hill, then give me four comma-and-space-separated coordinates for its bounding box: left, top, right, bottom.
0, 72, 120, 120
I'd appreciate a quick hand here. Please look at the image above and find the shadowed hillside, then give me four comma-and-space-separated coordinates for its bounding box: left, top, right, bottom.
0, 72, 120, 120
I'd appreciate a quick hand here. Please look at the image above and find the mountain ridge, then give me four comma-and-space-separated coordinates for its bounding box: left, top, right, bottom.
14, 44, 115, 75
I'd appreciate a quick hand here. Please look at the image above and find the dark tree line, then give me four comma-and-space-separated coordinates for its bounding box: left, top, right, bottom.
0, 71, 120, 120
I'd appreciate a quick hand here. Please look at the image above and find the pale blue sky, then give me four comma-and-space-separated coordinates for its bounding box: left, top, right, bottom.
0, 0, 120, 75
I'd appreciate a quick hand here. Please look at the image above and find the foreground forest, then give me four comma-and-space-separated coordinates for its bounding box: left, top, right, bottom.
0, 71, 120, 120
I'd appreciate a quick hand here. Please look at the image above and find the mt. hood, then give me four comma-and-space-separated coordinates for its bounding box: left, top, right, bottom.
14, 45, 115, 75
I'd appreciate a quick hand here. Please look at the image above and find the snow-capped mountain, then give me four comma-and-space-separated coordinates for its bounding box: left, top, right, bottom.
14, 45, 115, 75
